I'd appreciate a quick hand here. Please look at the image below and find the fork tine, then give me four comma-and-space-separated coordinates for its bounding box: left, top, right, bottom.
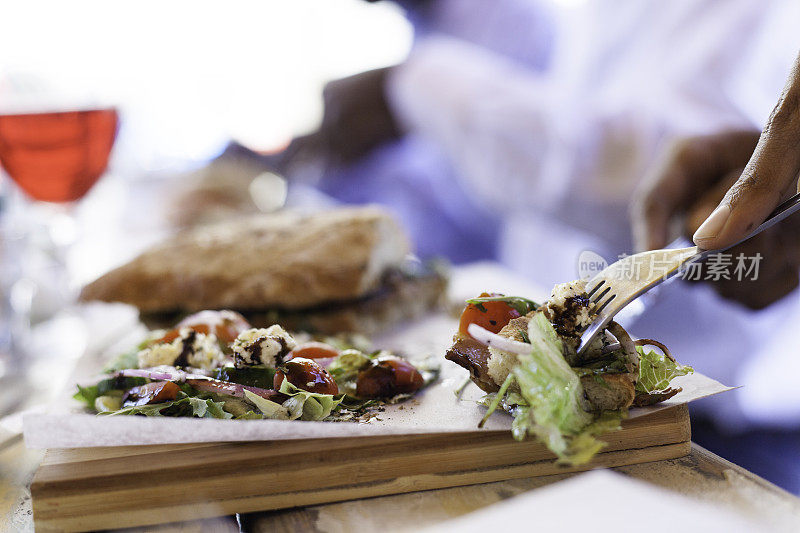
587, 290, 615, 316
591, 285, 611, 304
577, 320, 605, 353
585, 278, 604, 298
594, 293, 616, 314
577, 245, 701, 355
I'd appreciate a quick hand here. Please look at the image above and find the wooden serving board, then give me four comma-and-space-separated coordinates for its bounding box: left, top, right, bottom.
31, 404, 690, 532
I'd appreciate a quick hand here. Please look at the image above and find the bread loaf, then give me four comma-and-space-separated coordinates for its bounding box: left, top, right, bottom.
80, 206, 411, 313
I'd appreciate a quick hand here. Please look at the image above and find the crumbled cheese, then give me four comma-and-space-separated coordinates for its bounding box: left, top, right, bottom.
545, 279, 593, 331
186, 331, 227, 369
485, 279, 598, 389
137, 328, 226, 370
541, 279, 595, 360
137, 341, 182, 368
232, 325, 297, 368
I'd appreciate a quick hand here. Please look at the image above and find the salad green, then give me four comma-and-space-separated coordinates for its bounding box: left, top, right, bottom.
460, 289, 693, 466
478, 314, 625, 464
636, 346, 693, 394
75, 312, 437, 424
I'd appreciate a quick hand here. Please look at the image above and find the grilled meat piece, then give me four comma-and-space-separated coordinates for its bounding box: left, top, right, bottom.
445, 335, 499, 393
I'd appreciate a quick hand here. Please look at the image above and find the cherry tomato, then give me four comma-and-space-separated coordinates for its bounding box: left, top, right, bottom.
458, 292, 520, 337
122, 381, 180, 407
156, 310, 251, 344
355, 358, 424, 399
286, 342, 340, 361
274, 357, 339, 395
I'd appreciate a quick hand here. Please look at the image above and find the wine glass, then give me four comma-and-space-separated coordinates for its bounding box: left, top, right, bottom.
0, 108, 118, 202
0, 108, 118, 385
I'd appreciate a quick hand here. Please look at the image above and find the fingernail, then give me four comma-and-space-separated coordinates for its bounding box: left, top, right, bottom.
693, 204, 731, 244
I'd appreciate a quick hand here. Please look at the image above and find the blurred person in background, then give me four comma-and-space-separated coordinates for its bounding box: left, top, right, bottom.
263, 0, 800, 491
261, 0, 556, 263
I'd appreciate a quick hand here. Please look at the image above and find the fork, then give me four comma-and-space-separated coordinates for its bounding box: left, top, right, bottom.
577, 191, 800, 355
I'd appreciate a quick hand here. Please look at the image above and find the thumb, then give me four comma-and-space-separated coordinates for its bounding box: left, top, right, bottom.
694, 57, 800, 250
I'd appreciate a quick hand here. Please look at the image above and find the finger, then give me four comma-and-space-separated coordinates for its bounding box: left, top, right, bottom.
631, 131, 758, 251
694, 54, 800, 249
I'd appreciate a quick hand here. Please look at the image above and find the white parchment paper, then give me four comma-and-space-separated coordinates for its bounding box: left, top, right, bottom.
23, 311, 731, 449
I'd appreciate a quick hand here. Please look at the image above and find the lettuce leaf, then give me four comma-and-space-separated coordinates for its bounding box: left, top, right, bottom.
242, 389, 290, 419
235, 411, 266, 420
466, 295, 539, 315
327, 349, 372, 395
74, 377, 149, 410
217, 397, 259, 418
103, 394, 232, 419
277, 380, 343, 421
241, 383, 342, 422
74, 385, 100, 409
510, 313, 621, 465
636, 346, 693, 394
338, 396, 379, 411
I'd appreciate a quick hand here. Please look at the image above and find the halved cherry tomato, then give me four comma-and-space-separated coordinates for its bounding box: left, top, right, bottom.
274, 357, 339, 395
355, 358, 424, 399
286, 342, 340, 361
156, 310, 251, 344
458, 292, 520, 337
156, 325, 208, 344
122, 381, 180, 407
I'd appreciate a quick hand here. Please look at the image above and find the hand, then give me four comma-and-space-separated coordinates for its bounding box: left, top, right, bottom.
276, 67, 401, 174
683, 164, 800, 308
692, 52, 800, 250
632, 130, 760, 252
631, 130, 800, 309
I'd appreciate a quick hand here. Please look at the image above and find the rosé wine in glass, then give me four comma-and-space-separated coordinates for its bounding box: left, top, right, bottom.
0, 108, 118, 203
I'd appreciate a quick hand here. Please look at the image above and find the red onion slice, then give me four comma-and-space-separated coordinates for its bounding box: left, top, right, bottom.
116, 368, 279, 401
117, 368, 183, 381
186, 378, 277, 400
467, 323, 533, 355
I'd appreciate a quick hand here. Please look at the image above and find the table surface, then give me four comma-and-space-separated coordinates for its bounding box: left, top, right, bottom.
2, 436, 799, 532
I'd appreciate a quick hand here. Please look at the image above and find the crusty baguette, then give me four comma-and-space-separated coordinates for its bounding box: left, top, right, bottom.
142, 268, 447, 336
80, 206, 410, 312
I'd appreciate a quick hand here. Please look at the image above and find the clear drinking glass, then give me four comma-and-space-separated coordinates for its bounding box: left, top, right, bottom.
0, 108, 118, 384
